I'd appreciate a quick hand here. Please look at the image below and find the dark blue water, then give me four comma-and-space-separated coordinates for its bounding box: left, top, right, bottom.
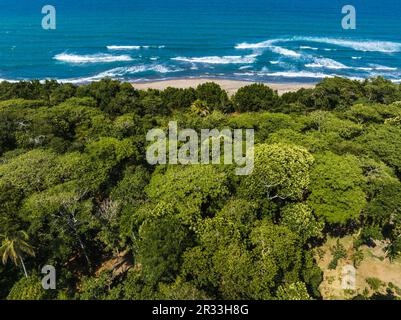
0, 0, 401, 83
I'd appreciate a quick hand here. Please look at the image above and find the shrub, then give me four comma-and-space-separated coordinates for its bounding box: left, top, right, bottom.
328, 240, 347, 269
233, 83, 279, 112
196, 82, 232, 113
7, 276, 47, 300
366, 277, 384, 291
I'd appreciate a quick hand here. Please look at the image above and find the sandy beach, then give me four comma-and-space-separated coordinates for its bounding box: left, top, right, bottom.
131, 78, 316, 95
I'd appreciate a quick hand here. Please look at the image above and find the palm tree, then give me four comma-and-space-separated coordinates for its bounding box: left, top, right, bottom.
190, 99, 210, 117
0, 231, 35, 278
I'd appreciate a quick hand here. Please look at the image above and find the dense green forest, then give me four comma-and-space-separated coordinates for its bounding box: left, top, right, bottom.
1, 77, 401, 300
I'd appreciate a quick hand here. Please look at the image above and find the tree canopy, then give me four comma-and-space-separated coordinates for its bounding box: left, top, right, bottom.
0, 77, 400, 300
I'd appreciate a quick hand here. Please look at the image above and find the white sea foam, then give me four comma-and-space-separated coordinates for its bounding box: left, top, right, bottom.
258, 70, 336, 79
235, 39, 277, 50
235, 39, 301, 59
58, 64, 182, 83
300, 46, 318, 50
107, 45, 141, 50
0, 78, 18, 83
54, 53, 133, 64
107, 45, 165, 50
269, 46, 301, 58
124, 65, 182, 74
356, 67, 374, 71
233, 72, 256, 76
171, 54, 258, 64
260, 71, 365, 81
236, 39, 305, 61
369, 65, 397, 71
236, 37, 401, 54
294, 37, 401, 53
305, 57, 349, 70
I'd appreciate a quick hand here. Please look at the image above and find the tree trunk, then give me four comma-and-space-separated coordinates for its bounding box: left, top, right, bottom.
76, 235, 91, 270
19, 256, 28, 278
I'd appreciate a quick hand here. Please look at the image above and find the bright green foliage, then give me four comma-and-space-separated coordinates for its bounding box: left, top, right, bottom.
0, 231, 35, 278
268, 129, 333, 153
7, 275, 46, 300
280, 203, 324, 242
361, 158, 401, 223
308, 152, 367, 224
159, 277, 210, 300
346, 104, 383, 124
0, 149, 60, 195
190, 99, 210, 117
78, 271, 115, 300
145, 165, 229, 226
228, 112, 301, 143
250, 222, 302, 284
276, 282, 312, 300
328, 240, 347, 269
309, 110, 363, 139
357, 125, 401, 174
181, 213, 307, 299
240, 143, 314, 201
385, 116, 401, 127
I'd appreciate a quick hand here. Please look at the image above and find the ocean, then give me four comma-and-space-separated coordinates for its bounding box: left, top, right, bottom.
0, 0, 401, 83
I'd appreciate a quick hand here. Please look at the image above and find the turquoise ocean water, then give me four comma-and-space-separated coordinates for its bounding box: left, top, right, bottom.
0, 0, 401, 83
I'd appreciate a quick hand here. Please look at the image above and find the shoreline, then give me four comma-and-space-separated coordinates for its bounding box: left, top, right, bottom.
131, 78, 316, 95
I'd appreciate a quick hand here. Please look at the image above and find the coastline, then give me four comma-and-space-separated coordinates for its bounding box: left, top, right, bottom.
131, 78, 316, 95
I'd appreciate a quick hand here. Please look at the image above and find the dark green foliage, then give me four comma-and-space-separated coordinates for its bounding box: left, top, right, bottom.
233, 83, 279, 112
161, 87, 196, 111
359, 225, 383, 246
328, 240, 347, 269
366, 277, 384, 292
196, 82, 232, 113
140, 90, 169, 116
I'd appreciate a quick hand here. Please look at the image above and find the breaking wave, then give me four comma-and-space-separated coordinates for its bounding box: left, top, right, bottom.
171, 54, 258, 64
54, 53, 134, 64
58, 64, 183, 83
107, 45, 165, 50
293, 37, 401, 53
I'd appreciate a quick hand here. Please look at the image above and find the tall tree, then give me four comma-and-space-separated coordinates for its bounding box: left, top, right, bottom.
0, 231, 35, 278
